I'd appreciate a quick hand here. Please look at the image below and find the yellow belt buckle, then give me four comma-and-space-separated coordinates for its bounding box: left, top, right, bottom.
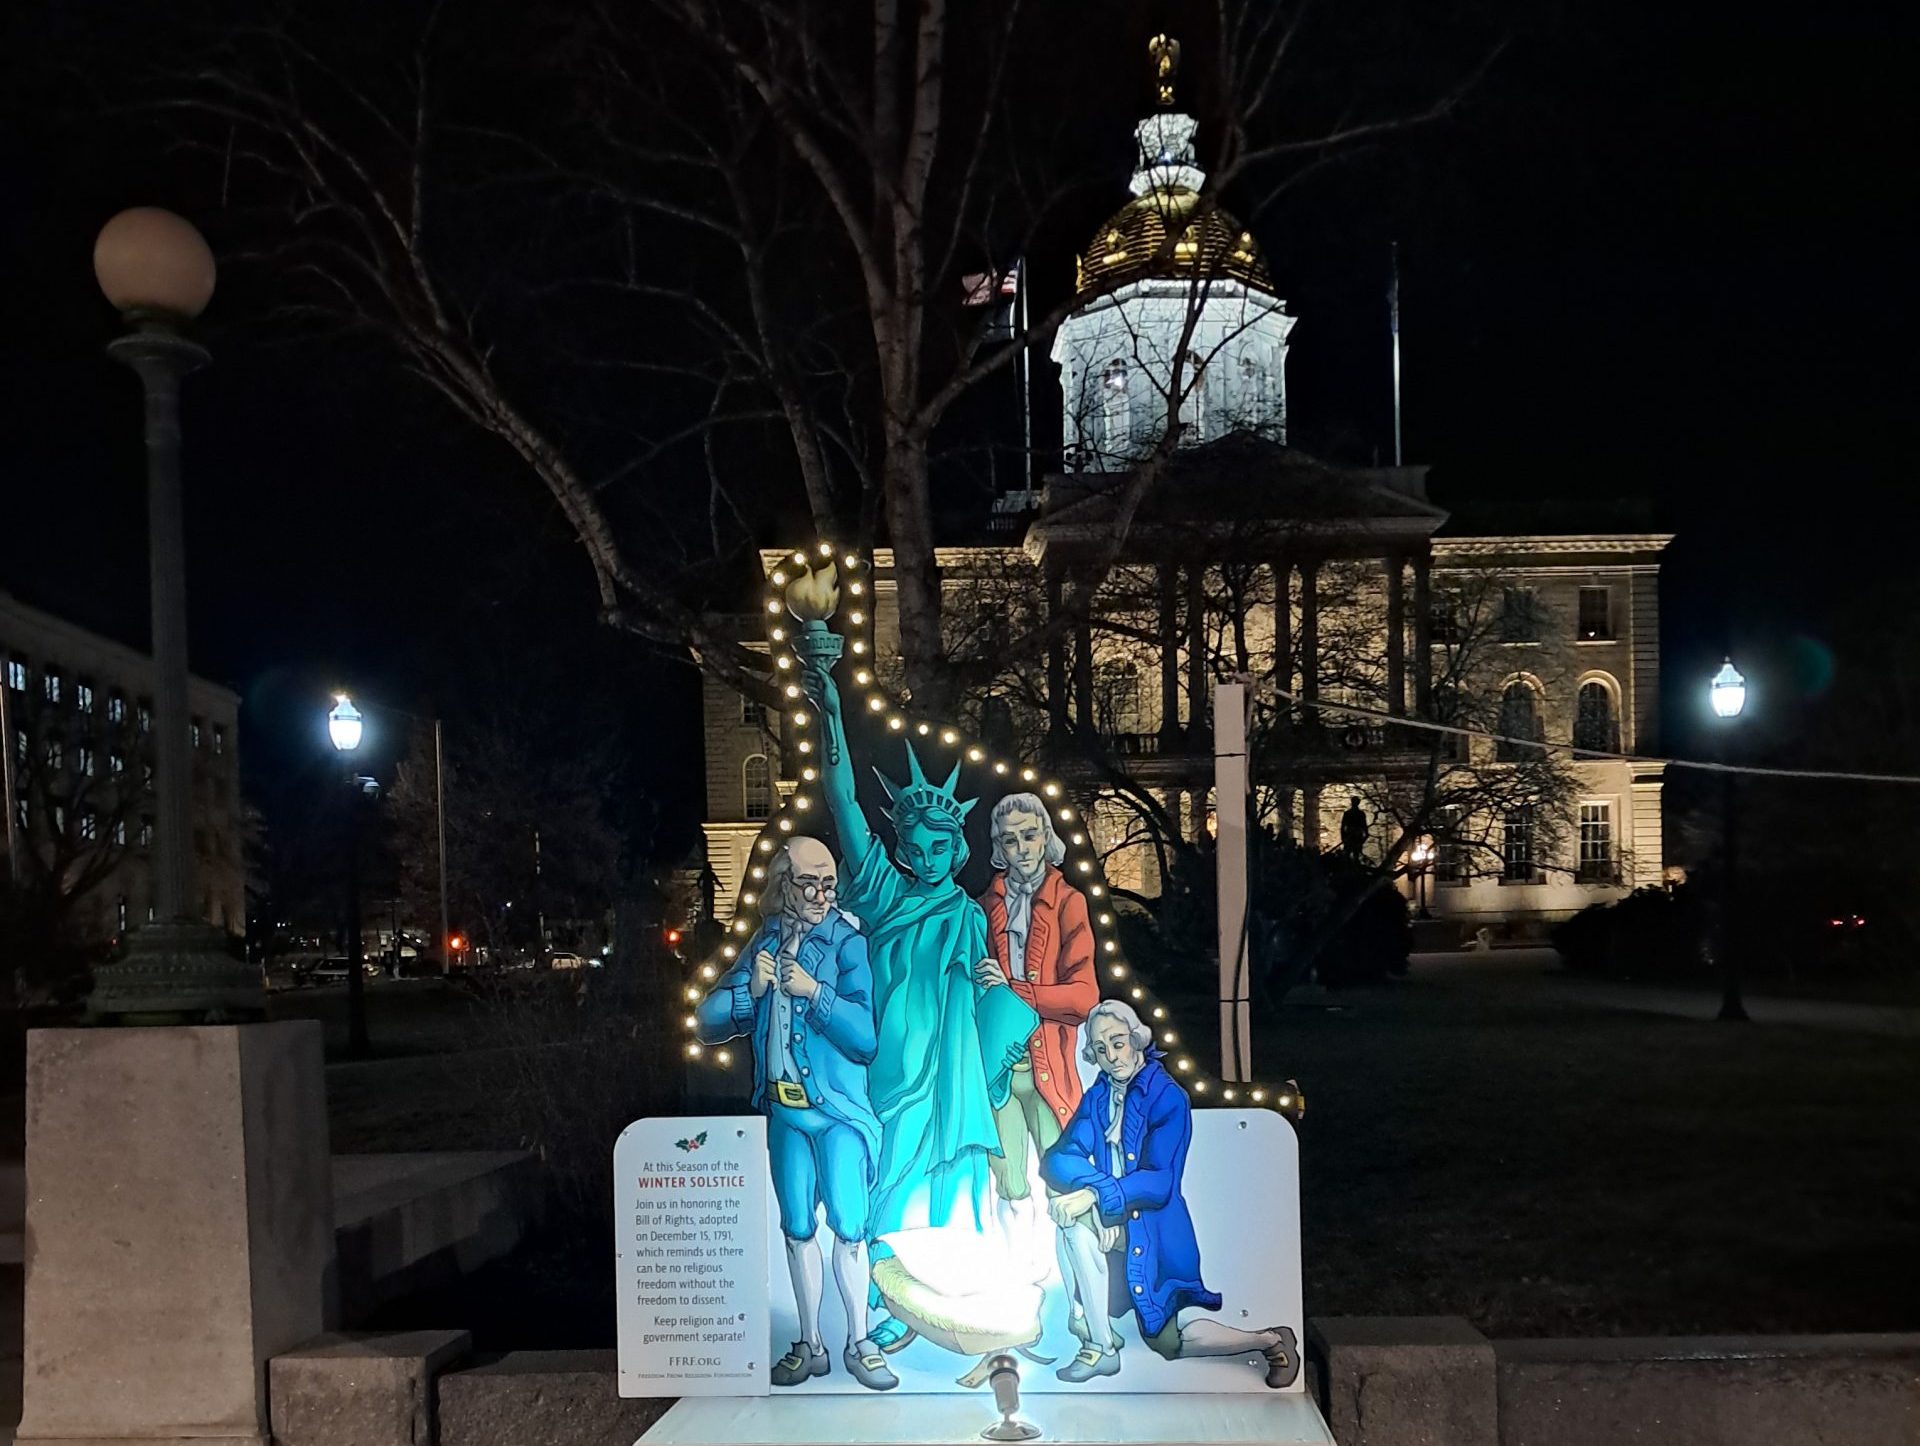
774, 1080, 809, 1108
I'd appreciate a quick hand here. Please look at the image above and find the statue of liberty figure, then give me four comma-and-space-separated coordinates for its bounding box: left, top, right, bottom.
799, 651, 1039, 1354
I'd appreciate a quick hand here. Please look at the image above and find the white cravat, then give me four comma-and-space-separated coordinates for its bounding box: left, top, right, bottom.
1003, 870, 1039, 981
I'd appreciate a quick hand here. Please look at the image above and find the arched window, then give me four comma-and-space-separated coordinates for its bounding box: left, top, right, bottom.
1496, 680, 1544, 761
1574, 679, 1621, 754
1100, 359, 1131, 454
742, 754, 773, 821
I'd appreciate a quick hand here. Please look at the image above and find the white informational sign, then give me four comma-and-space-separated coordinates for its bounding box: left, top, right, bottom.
615, 1116, 770, 1398
762, 1108, 1303, 1396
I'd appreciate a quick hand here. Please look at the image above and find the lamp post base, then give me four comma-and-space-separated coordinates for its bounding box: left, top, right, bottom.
89, 919, 265, 1024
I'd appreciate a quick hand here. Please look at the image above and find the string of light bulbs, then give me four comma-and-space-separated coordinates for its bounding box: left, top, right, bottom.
682, 540, 1306, 1121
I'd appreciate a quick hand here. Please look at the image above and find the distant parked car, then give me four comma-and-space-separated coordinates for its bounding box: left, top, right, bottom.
547, 952, 588, 971
310, 957, 381, 984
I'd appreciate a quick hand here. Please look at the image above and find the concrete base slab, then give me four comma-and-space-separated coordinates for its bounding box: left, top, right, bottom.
641, 1392, 1336, 1446
14, 1024, 334, 1446
271, 1329, 471, 1446
1309, 1316, 1496, 1446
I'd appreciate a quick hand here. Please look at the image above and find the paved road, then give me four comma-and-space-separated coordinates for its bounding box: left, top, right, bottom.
1413, 946, 1920, 1038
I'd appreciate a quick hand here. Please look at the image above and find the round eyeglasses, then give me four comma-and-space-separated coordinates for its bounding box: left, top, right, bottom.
795, 879, 838, 901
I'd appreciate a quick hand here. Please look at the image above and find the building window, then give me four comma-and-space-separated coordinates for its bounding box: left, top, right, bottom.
139, 817, 153, 849
1100, 359, 1131, 453
112, 818, 127, 847
137, 701, 152, 734
78, 746, 95, 778
46, 738, 63, 772
110, 749, 125, 776
143, 761, 154, 790
1579, 802, 1615, 882
740, 692, 765, 729
108, 694, 125, 724
1434, 805, 1467, 884
1502, 806, 1539, 883
1499, 587, 1541, 643
44, 670, 63, 705
1178, 354, 1207, 431
191, 720, 202, 749
1094, 658, 1151, 738
1574, 680, 1621, 754
76, 681, 94, 714
13, 798, 25, 833
213, 725, 226, 756
1577, 586, 1613, 641
116, 895, 128, 934
13, 728, 25, 765
5, 658, 25, 693
742, 754, 773, 821
1429, 591, 1462, 645
79, 809, 98, 842
1495, 681, 1544, 761
51, 804, 65, 836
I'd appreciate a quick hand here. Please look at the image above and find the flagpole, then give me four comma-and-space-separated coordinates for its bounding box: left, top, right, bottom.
1390, 241, 1403, 467
1018, 260, 1032, 488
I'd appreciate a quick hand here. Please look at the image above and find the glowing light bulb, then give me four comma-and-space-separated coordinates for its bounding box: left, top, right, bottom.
1177, 1058, 1192, 1072
856, 671, 873, 685
717, 1050, 733, 1066
1224, 1089, 1236, 1101
784, 684, 801, 699
1130, 987, 1144, 1000
869, 697, 886, 712
772, 571, 788, 585
792, 550, 808, 563
1044, 782, 1060, 797
1058, 807, 1074, 821
1152, 1007, 1165, 1019
701, 965, 718, 979
968, 747, 985, 762
1104, 940, 1117, 953
685, 986, 700, 1002
887, 716, 904, 731
1021, 768, 1037, 782
722, 946, 738, 959
791, 712, 810, 727
771, 627, 786, 642
797, 740, 813, 754
993, 761, 1009, 775
1194, 1080, 1208, 1093
777, 818, 794, 832
758, 840, 774, 853
1090, 885, 1105, 897
683, 1014, 697, 1029
795, 796, 811, 810
776, 656, 792, 670
1099, 913, 1112, 925
818, 541, 833, 556
1077, 860, 1093, 874
1110, 965, 1126, 978
916, 722, 930, 735
844, 554, 859, 569
850, 581, 864, 595
1252, 1090, 1266, 1103
740, 892, 756, 905
766, 600, 782, 613
850, 611, 865, 625
1072, 833, 1087, 846
802, 767, 818, 781
851, 640, 867, 654
686, 1043, 702, 1058
750, 867, 766, 879
941, 729, 958, 744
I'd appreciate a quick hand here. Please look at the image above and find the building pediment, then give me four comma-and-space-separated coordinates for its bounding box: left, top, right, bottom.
1024, 434, 1448, 562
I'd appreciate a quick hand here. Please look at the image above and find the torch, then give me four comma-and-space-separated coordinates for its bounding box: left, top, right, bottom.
786, 561, 843, 674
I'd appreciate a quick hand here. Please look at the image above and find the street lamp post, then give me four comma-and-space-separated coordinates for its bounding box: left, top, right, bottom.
88, 207, 263, 1020
330, 694, 372, 1055
1709, 659, 1748, 1022
1409, 836, 1435, 920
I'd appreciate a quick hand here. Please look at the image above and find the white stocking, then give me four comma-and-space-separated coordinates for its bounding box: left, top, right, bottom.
831, 1235, 869, 1347
784, 1233, 826, 1352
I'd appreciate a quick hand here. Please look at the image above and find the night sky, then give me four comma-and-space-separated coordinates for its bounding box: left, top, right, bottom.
1, 0, 1913, 863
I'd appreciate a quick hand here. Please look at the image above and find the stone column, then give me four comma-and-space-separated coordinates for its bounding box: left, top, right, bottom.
1299, 559, 1321, 716
16, 1022, 335, 1446
1046, 563, 1068, 741
1073, 578, 1096, 737
1273, 556, 1292, 709
1186, 564, 1207, 742
1301, 783, 1324, 852
1386, 552, 1407, 718
1413, 546, 1433, 717
1158, 566, 1181, 746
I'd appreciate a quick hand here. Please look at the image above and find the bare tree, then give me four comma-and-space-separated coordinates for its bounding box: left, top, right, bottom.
110, 0, 1498, 707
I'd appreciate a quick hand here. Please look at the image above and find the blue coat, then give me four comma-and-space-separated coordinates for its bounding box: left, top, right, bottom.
1041, 1056, 1221, 1338
694, 909, 883, 1166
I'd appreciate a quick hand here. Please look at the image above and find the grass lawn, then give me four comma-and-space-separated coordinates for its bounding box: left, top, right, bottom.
1237, 952, 1920, 1337
294, 956, 1920, 1342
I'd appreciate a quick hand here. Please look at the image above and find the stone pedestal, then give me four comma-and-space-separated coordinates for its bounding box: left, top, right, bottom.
15, 1023, 335, 1446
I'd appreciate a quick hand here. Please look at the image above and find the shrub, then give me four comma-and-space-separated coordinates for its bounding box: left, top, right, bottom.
1157, 828, 1412, 1000
1553, 886, 1706, 982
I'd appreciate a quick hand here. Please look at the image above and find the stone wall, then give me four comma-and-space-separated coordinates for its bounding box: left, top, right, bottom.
265, 1322, 1920, 1446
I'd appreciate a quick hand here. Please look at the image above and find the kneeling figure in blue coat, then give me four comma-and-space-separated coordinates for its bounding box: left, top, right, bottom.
1041, 999, 1299, 1387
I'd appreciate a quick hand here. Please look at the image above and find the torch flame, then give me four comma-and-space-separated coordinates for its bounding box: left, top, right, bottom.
786, 561, 840, 623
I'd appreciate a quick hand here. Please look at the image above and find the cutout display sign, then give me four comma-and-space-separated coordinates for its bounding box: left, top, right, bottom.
637, 543, 1306, 1399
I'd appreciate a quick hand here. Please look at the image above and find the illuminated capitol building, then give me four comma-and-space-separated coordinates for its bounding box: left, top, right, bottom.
698, 47, 1668, 935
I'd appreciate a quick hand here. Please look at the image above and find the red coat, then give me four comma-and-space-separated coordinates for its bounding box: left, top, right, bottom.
980, 866, 1099, 1127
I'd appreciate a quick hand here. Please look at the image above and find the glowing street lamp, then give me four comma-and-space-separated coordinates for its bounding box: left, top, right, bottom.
328, 694, 365, 753
329, 693, 374, 1054
1709, 660, 1746, 719
1709, 658, 1748, 1022
1408, 836, 1436, 920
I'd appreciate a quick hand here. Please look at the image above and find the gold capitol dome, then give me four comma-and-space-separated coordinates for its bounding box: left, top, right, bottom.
1076, 35, 1274, 299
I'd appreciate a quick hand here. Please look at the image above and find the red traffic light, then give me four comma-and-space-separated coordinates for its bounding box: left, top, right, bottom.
665, 929, 683, 947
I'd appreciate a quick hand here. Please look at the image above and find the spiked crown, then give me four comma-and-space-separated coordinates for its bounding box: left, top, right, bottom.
875, 741, 977, 828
